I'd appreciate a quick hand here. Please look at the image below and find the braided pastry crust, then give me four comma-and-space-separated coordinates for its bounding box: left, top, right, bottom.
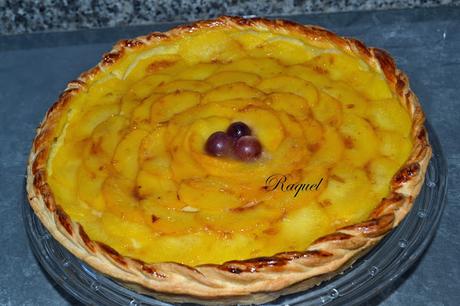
27, 16, 431, 304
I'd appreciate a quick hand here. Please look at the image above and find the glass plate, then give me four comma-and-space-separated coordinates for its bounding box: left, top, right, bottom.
23, 122, 447, 306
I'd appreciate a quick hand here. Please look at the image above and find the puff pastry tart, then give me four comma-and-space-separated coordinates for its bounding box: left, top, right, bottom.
27, 16, 432, 304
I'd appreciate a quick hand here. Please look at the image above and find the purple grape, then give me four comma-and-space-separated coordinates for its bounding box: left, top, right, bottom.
205, 131, 233, 157
226, 121, 251, 140
234, 136, 262, 161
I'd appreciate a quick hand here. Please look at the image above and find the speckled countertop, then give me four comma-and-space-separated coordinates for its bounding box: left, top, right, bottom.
1, 0, 459, 35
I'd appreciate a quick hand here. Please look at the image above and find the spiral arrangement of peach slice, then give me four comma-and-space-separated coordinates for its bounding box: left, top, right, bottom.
47, 28, 413, 265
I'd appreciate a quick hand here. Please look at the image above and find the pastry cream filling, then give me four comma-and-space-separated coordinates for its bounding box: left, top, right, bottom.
47, 27, 413, 265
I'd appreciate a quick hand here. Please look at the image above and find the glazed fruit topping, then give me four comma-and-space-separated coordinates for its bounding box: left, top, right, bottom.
46, 26, 416, 265
205, 122, 262, 161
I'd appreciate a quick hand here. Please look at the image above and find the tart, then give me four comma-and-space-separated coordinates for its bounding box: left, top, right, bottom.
27, 16, 432, 304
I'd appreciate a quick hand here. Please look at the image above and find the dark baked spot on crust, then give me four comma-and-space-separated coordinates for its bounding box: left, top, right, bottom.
40, 184, 56, 211
418, 128, 427, 141
405, 91, 414, 107
372, 48, 396, 83
45, 100, 64, 117
220, 256, 288, 273
232, 16, 254, 26
313, 232, 352, 244
102, 52, 122, 65
98, 242, 127, 266
347, 38, 371, 57
58, 88, 79, 101
135, 260, 168, 279
393, 163, 420, 186
32, 149, 48, 173
79, 66, 101, 82
78, 224, 95, 252
67, 79, 86, 88
33, 129, 49, 151
121, 39, 144, 48
55, 206, 73, 235
32, 171, 57, 211
32, 169, 46, 187
142, 264, 167, 278
371, 193, 404, 218
341, 214, 394, 238
395, 77, 406, 96
277, 250, 333, 260
219, 250, 333, 273
226, 266, 243, 274
145, 32, 169, 41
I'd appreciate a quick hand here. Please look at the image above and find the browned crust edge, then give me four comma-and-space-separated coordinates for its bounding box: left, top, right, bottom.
26, 16, 432, 303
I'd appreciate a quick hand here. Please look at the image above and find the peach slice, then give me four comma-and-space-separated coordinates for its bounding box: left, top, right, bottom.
142, 204, 203, 235
235, 106, 285, 152
197, 203, 283, 233
307, 53, 369, 81
230, 30, 273, 50
257, 76, 319, 107
217, 57, 283, 77
286, 64, 332, 88
87, 116, 128, 161
319, 163, 379, 226
112, 129, 149, 180
377, 129, 412, 164
202, 82, 264, 103
206, 71, 261, 87
249, 36, 320, 64
76, 164, 106, 211
310, 126, 344, 167
68, 103, 120, 140
271, 203, 332, 253
178, 30, 245, 63
84, 75, 128, 106
265, 92, 312, 119
151, 91, 201, 123
131, 93, 162, 125
101, 175, 141, 218
367, 156, 401, 197
155, 79, 212, 94
176, 62, 219, 80
321, 82, 369, 117
177, 178, 241, 211
138, 126, 167, 162
129, 74, 172, 100
312, 92, 343, 126
339, 114, 378, 167
124, 53, 182, 82
135, 168, 176, 199
368, 98, 412, 135
101, 211, 153, 250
